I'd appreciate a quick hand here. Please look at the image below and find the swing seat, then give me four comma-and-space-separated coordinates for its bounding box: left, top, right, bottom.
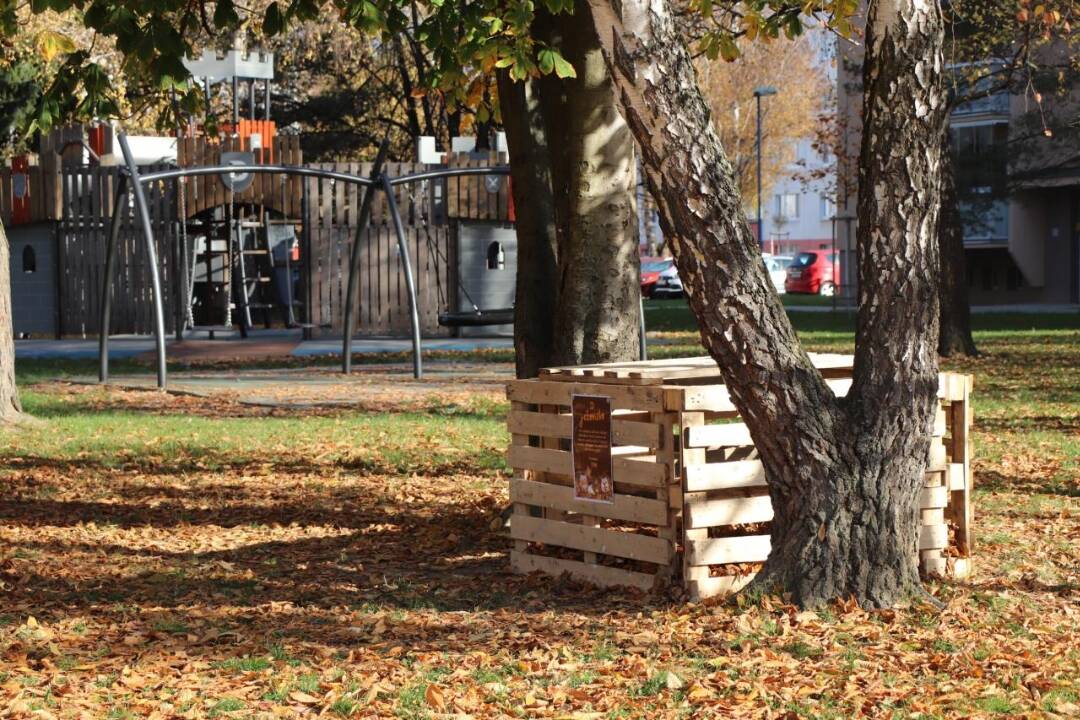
438, 308, 514, 327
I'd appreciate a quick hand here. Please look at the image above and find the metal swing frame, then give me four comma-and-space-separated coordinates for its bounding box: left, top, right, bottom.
99, 131, 511, 389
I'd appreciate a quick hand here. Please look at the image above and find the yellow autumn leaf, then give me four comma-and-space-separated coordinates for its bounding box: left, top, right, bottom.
424, 683, 447, 711
36, 30, 76, 63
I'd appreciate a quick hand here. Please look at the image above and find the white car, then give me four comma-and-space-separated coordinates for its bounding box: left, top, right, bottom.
652, 263, 684, 297
763, 254, 794, 294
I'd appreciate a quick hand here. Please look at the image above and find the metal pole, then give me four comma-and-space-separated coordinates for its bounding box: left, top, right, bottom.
98, 172, 129, 383
382, 174, 423, 379
117, 133, 169, 389
756, 93, 763, 249
638, 292, 647, 361
342, 139, 390, 374
264, 78, 272, 121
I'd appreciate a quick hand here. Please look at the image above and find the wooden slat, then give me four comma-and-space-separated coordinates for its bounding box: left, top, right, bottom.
507, 445, 667, 488
507, 410, 662, 448
687, 572, 755, 601
510, 478, 669, 526
920, 484, 949, 509
947, 462, 966, 491
510, 551, 657, 591
686, 534, 771, 567
684, 460, 766, 492
685, 422, 753, 448
920, 523, 948, 550
507, 379, 666, 411
511, 515, 671, 565
684, 493, 773, 529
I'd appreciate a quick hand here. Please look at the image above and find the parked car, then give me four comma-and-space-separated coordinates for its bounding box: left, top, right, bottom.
762, 254, 794, 294
641, 258, 674, 297
652, 262, 684, 298
785, 251, 839, 296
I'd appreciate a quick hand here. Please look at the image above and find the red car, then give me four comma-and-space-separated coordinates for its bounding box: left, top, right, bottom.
640, 258, 673, 297
785, 251, 839, 296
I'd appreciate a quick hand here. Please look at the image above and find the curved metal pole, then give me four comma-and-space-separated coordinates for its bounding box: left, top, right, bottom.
382, 174, 423, 379
387, 165, 510, 186
118, 134, 168, 389
98, 173, 129, 383
342, 139, 390, 374
138, 164, 380, 186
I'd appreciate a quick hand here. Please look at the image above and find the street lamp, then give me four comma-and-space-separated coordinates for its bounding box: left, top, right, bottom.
753, 85, 778, 249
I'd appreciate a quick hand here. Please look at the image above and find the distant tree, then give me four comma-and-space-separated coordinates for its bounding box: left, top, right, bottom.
695, 34, 830, 215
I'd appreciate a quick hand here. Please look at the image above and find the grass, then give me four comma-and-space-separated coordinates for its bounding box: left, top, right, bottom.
2, 309, 1078, 718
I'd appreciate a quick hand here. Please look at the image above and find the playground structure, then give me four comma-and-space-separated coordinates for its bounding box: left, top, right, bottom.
2, 123, 517, 387
507, 355, 975, 598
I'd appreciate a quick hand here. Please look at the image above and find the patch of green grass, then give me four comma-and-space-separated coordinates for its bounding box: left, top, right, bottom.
296, 673, 321, 694
1041, 687, 1079, 712
931, 639, 957, 654
566, 670, 596, 688
974, 695, 1016, 714
634, 673, 669, 697
395, 682, 429, 719
152, 619, 190, 635
781, 641, 822, 660
214, 656, 271, 673
207, 697, 245, 717
330, 697, 359, 717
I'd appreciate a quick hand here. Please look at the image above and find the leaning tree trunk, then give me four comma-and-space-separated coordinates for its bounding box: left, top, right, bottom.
938, 131, 978, 357
543, 0, 641, 366
0, 223, 24, 423
586, 0, 947, 607
497, 69, 561, 378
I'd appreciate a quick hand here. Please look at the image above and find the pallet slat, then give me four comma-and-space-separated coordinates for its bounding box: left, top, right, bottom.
510, 478, 669, 526
511, 515, 670, 565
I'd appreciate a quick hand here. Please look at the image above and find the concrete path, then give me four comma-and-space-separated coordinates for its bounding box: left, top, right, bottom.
16, 332, 513, 361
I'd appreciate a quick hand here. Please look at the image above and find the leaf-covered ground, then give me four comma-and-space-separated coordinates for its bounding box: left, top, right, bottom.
2, 316, 1078, 719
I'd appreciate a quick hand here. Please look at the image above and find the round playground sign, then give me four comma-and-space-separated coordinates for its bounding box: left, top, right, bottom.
220, 151, 256, 192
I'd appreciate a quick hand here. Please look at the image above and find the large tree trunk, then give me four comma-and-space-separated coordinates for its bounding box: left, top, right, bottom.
586, 0, 947, 607
497, 70, 561, 378
499, 0, 642, 377
543, 0, 641, 366
938, 131, 978, 357
0, 223, 24, 423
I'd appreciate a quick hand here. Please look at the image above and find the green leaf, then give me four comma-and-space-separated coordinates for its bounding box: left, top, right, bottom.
551, 52, 576, 79
264, 2, 285, 36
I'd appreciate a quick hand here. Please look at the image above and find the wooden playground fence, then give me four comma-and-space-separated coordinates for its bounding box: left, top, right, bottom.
24, 131, 511, 337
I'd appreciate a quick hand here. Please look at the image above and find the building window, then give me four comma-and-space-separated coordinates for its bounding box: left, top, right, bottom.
22, 245, 36, 274
775, 193, 799, 220
820, 195, 835, 220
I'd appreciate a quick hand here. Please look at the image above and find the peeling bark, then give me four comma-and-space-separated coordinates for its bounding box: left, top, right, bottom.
0, 223, 24, 424
585, 0, 947, 607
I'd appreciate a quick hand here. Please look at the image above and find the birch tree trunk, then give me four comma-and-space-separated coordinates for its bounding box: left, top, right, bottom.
0, 223, 24, 423
586, 0, 947, 607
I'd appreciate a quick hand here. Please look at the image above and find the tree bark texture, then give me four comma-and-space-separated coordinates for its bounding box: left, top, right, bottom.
542, 0, 642, 367
0, 223, 23, 423
585, 0, 947, 607
497, 69, 561, 378
937, 130, 978, 357
499, 0, 642, 377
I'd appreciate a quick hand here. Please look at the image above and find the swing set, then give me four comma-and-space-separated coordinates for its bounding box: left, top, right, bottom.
98, 131, 513, 389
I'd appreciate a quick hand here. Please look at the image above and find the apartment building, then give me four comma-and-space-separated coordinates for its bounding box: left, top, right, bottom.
837, 24, 1080, 305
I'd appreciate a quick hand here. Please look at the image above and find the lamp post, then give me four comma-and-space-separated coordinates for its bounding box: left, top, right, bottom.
753, 86, 778, 249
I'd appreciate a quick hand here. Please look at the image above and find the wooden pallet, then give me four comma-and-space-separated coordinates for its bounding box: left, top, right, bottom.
506, 380, 677, 592
507, 356, 976, 596
539, 353, 855, 386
